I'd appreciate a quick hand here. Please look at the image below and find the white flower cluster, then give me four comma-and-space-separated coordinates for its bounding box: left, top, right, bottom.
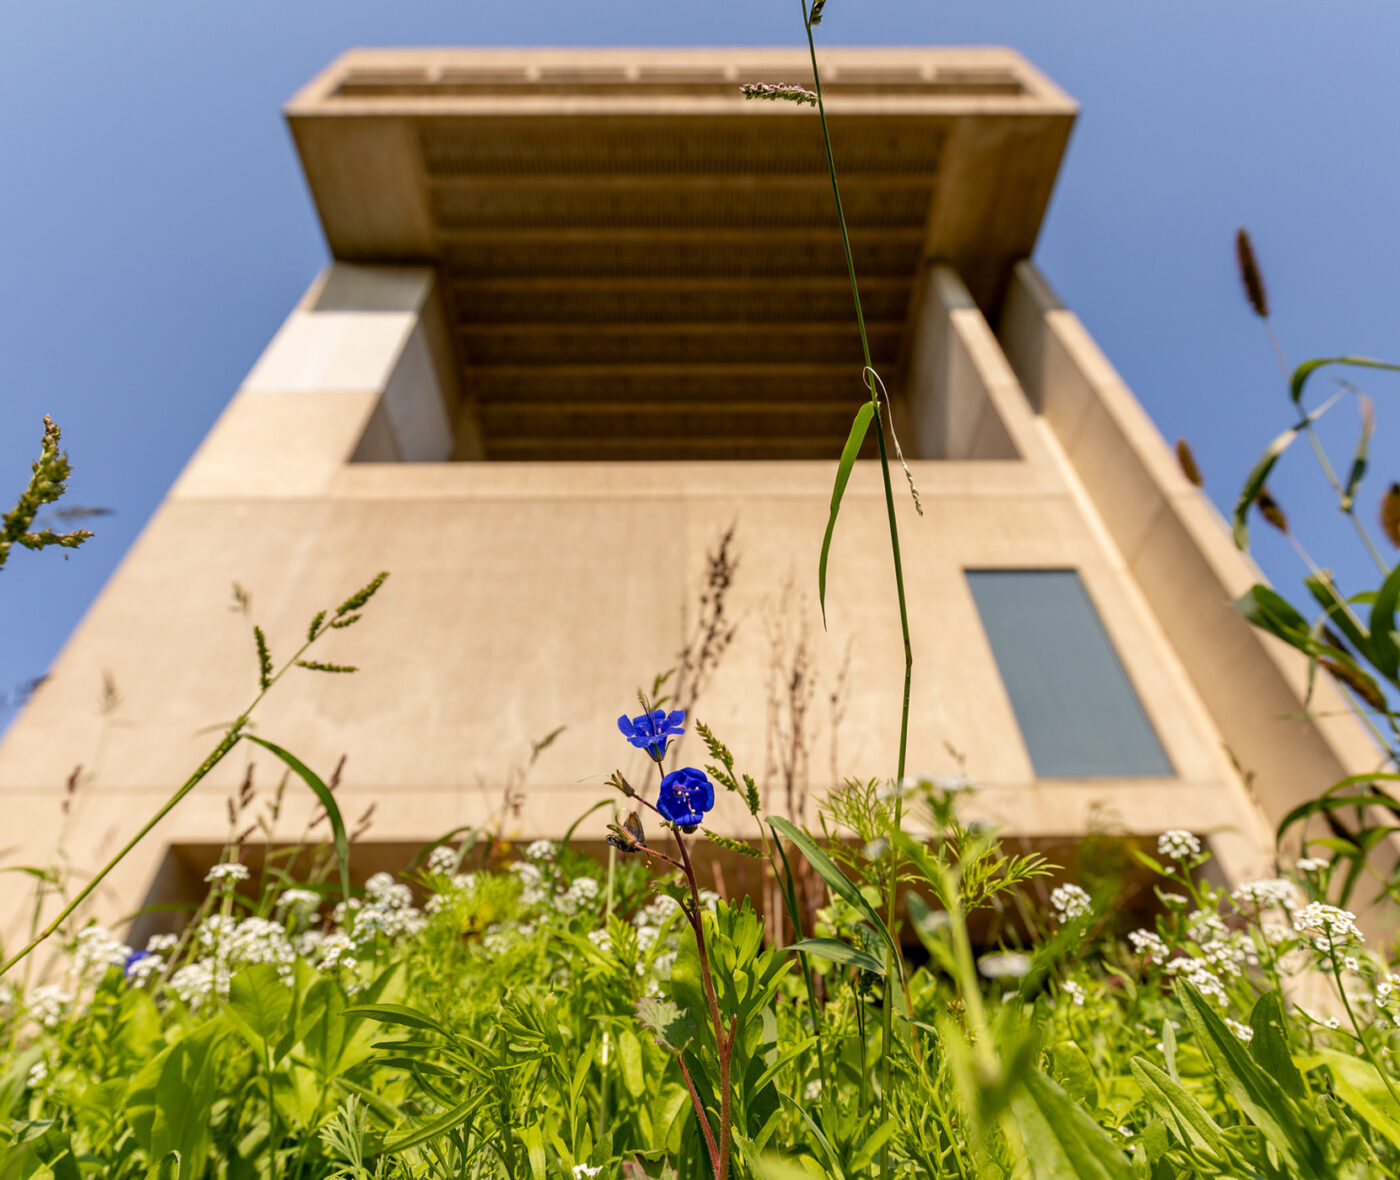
1061, 979, 1086, 1007
509, 861, 548, 908
26, 985, 73, 1029
1165, 958, 1227, 1004
26, 1061, 48, 1089
977, 951, 1032, 980
1232, 878, 1298, 911
1225, 1018, 1254, 1043
425, 846, 460, 875
1293, 902, 1364, 951
424, 871, 478, 915
558, 876, 600, 915
72, 925, 131, 978
169, 913, 298, 1009
205, 862, 250, 886
275, 888, 322, 915
525, 840, 557, 863
337, 874, 426, 944
572, 1166, 602, 1179
1050, 884, 1091, 923
146, 933, 179, 953
1127, 929, 1168, 964
1157, 830, 1201, 862
1295, 857, 1330, 874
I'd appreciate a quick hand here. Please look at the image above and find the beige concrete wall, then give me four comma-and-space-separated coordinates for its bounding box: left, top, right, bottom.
0, 261, 1289, 947
998, 260, 1387, 858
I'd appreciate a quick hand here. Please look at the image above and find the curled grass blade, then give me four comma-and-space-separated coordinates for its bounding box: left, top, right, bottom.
818, 401, 874, 629
244, 735, 351, 905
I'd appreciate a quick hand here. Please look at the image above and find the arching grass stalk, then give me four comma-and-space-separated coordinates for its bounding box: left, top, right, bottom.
799, 2, 914, 1168
0, 571, 388, 978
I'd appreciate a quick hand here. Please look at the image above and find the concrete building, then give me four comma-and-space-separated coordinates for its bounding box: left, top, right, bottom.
0, 48, 1382, 940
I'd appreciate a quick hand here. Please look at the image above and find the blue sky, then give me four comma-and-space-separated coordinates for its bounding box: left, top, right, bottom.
2, 1, 1398, 729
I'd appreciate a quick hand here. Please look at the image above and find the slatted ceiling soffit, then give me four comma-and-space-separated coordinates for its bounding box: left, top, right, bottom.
286, 49, 1078, 462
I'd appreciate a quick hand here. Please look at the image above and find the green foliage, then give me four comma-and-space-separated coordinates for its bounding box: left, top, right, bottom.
0, 416, 94, 571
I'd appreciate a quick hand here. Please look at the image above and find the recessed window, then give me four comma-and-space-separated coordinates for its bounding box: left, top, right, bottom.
965, 569, 1173, 778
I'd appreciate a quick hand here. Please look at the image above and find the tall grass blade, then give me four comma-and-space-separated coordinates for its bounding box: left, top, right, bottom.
245, 736, 351, 904
818, 401, 874, 628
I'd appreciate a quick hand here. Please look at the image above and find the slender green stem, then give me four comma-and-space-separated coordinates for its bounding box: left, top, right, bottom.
801, 8, 913, 1170
1329, 948, 1400, 1114
0, 622, 333, 977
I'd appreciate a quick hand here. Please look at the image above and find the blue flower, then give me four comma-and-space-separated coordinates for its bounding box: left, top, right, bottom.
123, 949, 153, 978
657, 767, 715, 831
617, 709, 686, 760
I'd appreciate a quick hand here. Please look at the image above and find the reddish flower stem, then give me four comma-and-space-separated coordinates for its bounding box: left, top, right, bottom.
672, 827, 733, 1179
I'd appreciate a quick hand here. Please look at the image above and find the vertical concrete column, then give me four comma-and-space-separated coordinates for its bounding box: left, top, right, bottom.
997, 260, 1386, 850
173, 262, 476, 502
903, 264, 1037, 461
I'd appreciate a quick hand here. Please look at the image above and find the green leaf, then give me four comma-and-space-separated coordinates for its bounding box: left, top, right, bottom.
520, 1121, 547, 1180
1274, 772, 1400, 844
377, 1091, 489, 1155
1291, 355, 1400, 406
1012, 1070, 1134, 1180
818, 400, 874, 628
342, 1003, 452, 1038
147, 1150, 181, 1180
1232, 392, 1343, 549
1232, 583, 1310, 644
767, 815, 898, 966
243, 736, 350, 904
1129, 1058, 1227, 1160
1247, 992, 1305, 1099
618, 1027, 645, 1098
1176, 984, 1327, 1172
1302, 1049, 1400, 1150
788, 937, 885, 975
634, 996, 693, 1055
228, 963, 293, 1049
1304, 573, 1372, 662
149, 1024, 224, 1180
1233, 426, 1300, 549
1340, 393, 1373, 511
1367, 559, 1400, 680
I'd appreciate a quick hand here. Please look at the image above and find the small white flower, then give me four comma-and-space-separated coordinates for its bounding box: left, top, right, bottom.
425, 846, 459, 875
1061, 979, 1086, 1007
572, 1166, 602, 1178
26, 1061, 48, 1089
1159, 892, 1189, 909
803, 1078, 823, 1101
1225, 1018, 1254, 1043
1128, 929, 1169, 964
146, 933, 179, 953
862, 837, 889, 861
1050, 884, 1091, 923
1296, 856, 1330, 874
978, 951, 1032, 980
1344, 956, 1360, 973
1157, 830, 1201, 862
525, 840, 557, 863
1294, 902, 1364, 949
1232, 878, 1297, 910
205, 862, 249, 885
275, 888, 322, 912
1325, 1017, 1340, 1030
588, 928, 612, 953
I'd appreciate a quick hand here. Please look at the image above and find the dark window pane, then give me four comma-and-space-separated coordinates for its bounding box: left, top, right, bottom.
965, 569, 1173, 778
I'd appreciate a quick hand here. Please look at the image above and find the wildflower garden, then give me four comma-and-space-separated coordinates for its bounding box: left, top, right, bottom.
6, 5, 1400, 1178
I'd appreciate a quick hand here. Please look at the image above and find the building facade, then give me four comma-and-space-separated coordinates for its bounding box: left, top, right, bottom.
0, 49, 1380, 940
